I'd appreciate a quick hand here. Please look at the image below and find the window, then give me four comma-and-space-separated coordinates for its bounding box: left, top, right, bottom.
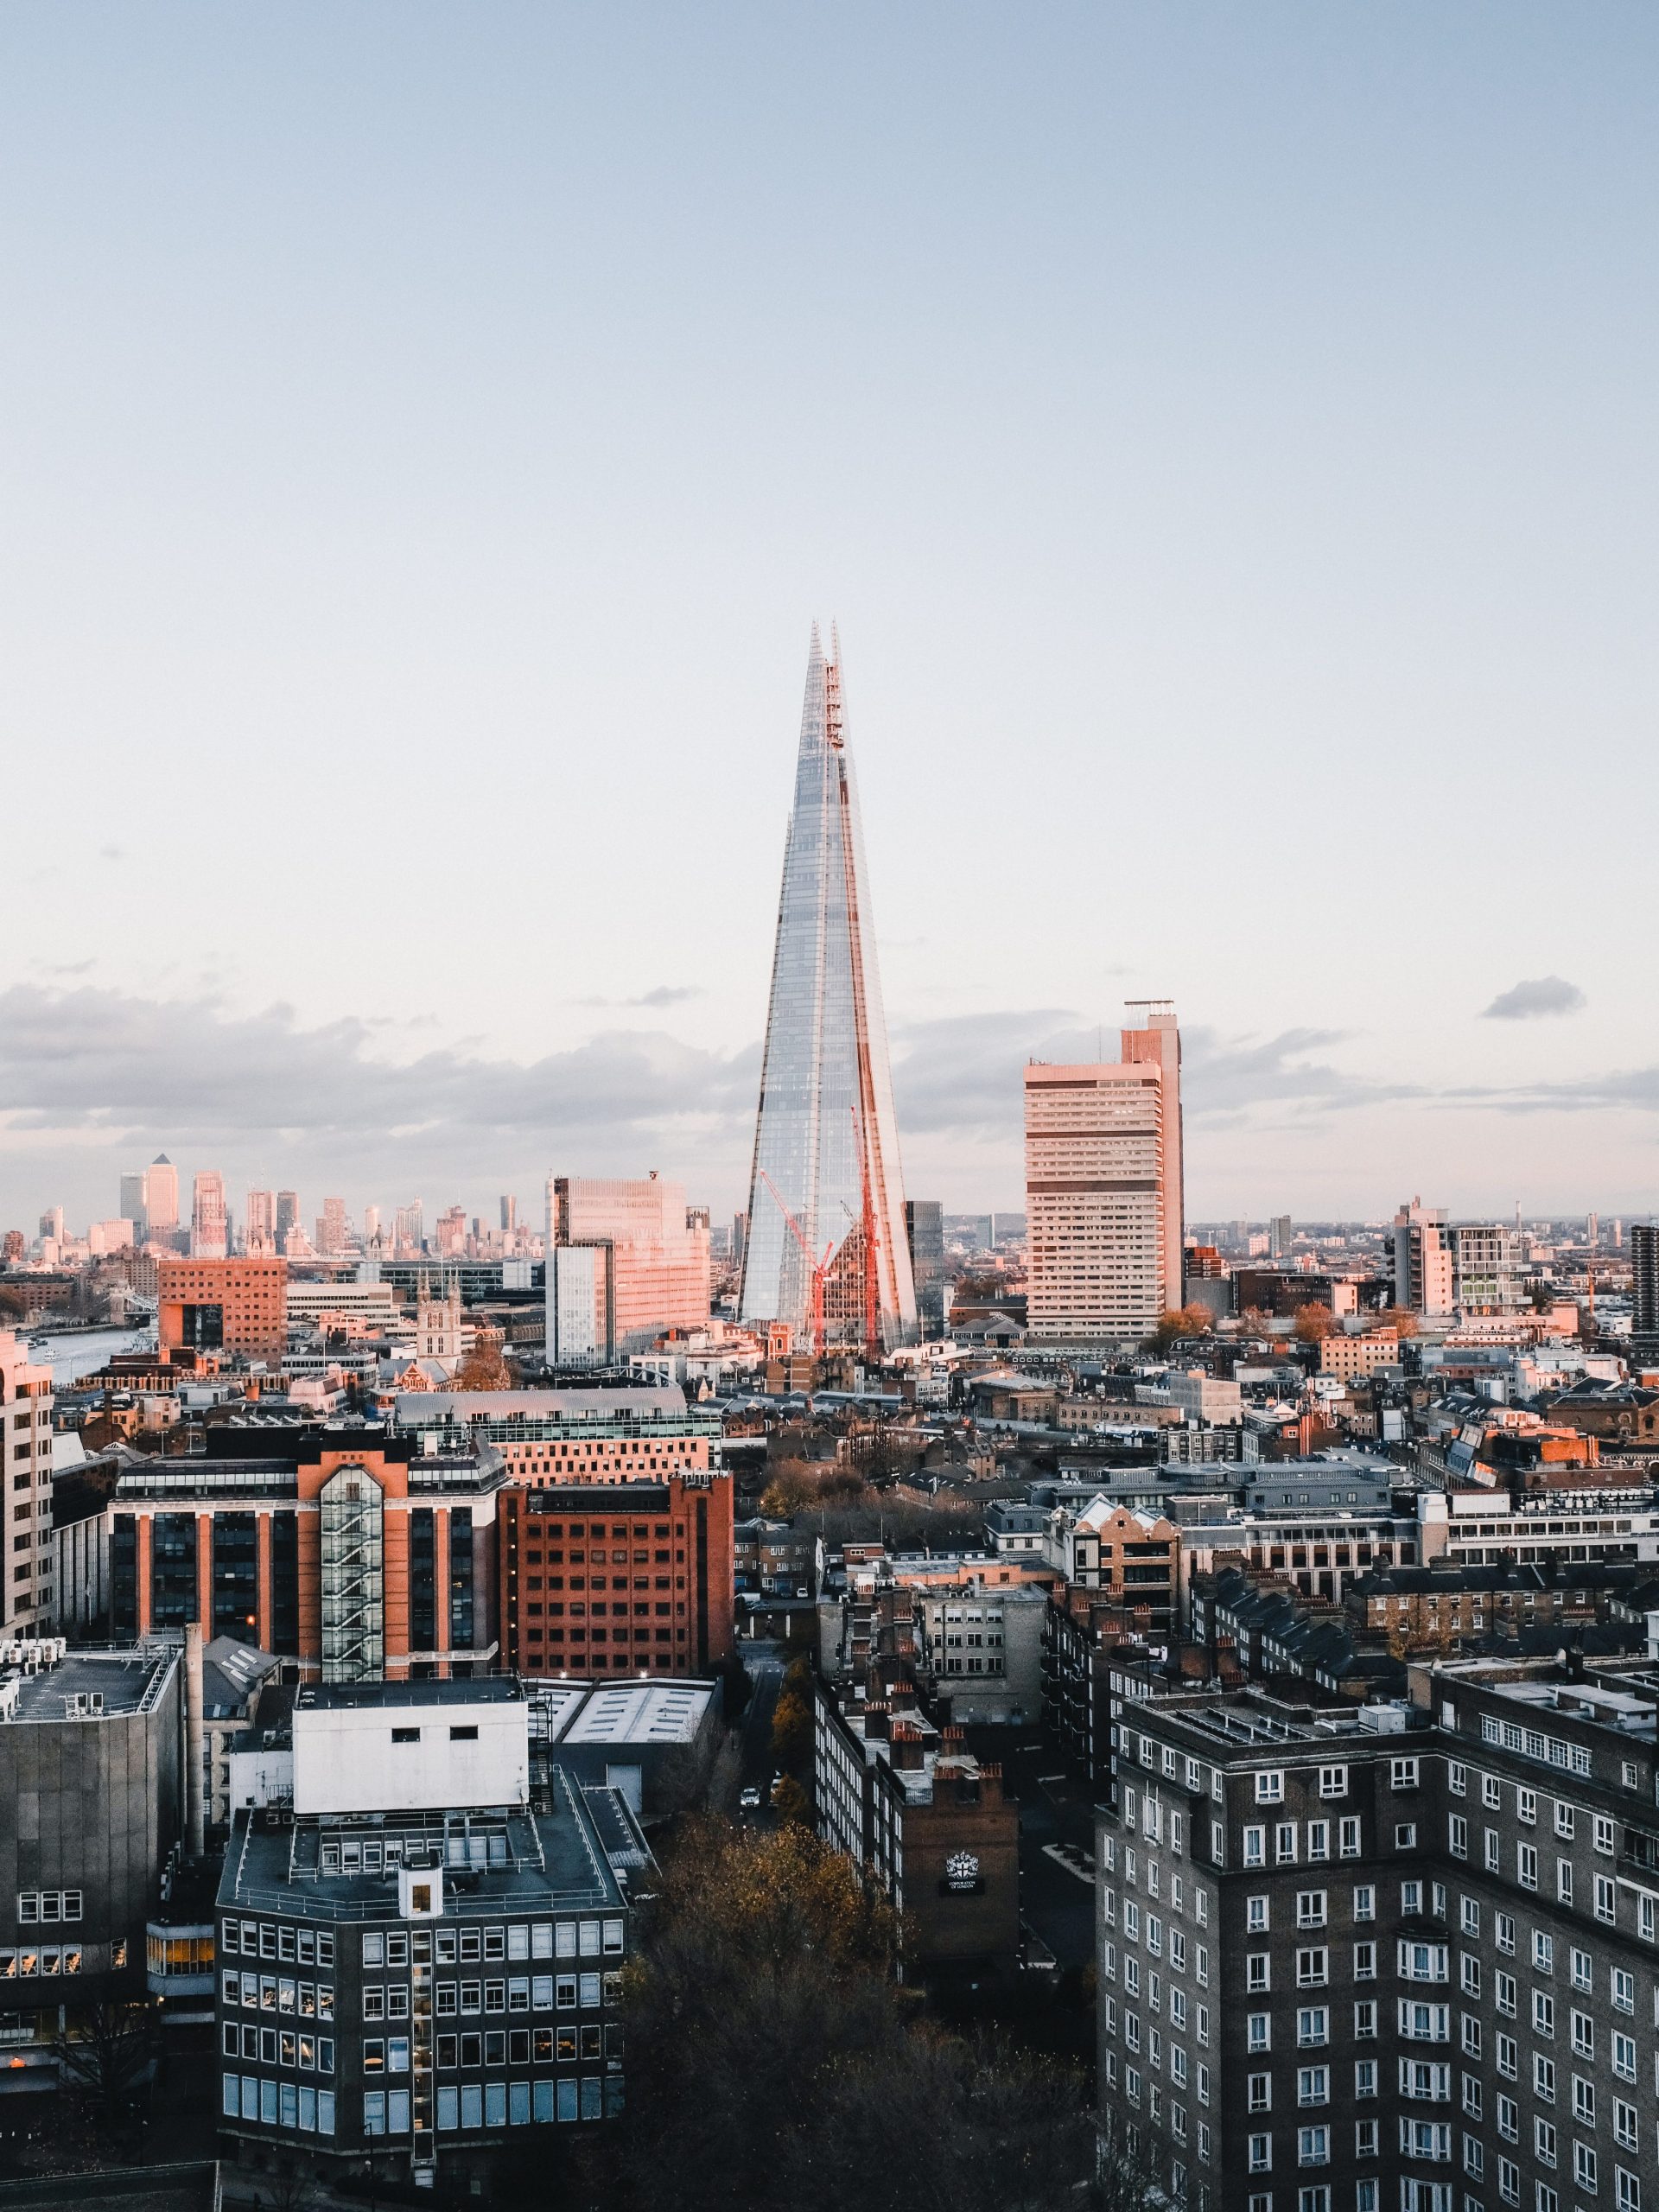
1355, 2061, 1376, 2098
1319, 1766, 1348, 1798
1298, 2127, 1330, 2168
1570, 2011, 1592, 2058
1595, 1876, 1617, 1925
1516, 1845, 1538, 1891
1392, 1758, 1421, 1791
1449, 1817, 1468, 1859
1249, 2136, 1273, 2174
1248, 2013, 1270, 2053
1611, 2032, 1636, 2082
1534, 2120, 1556, 2169
1249, 1955, 1271, 1993
1594, 1816, 1615, 1856
1298, 2067, 1329, 2107
1354, 1944, 1376, 1980
1249, 2073, 1272, 2113
1278, 1825, 1299, 1866
1257, 1773, 1284, 1804
1533, 2056, 1554, 2102
1530, 1992, 1554, 2038
1298, 2009, 1329, 2048
1611, 1968, 1635, 2014
1531, 1932, 1553, 1975
1354, 2002, 1376, 2039
1249, 1897, 1271, 1933
1612, 2099, 1637, 2152
1353, 1886, 1375, 1923
1396, 1824, 1419, 1851
1298, 1893, 1326, 1930
1341, 1819, 1362, 1859
1615, 2176, 1640, 2212
1296, 1950, 1328, 1988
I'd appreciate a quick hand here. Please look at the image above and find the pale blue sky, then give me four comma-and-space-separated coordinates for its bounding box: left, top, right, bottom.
3, 5, 1656, 1230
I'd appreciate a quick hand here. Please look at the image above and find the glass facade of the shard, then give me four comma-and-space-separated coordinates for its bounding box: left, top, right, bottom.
739, 626, 917, 1351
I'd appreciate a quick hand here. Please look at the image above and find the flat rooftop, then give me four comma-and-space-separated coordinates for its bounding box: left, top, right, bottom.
296, 1678, 524, 1712
396, 1388, 707, 1423
220, 1768, 633, 1921
2, 1648, 175, 1723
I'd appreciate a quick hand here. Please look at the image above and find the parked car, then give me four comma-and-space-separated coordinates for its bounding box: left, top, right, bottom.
739, 1785, 761, 1810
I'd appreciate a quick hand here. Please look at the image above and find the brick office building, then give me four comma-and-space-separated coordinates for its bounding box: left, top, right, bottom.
494, 1471, 735, 1679
159, 1258, 289, 1364
815, 1671, 1020, 1976
80, 1426, 505, 1679
391, 1388, 721, 1488
1096, 1656, 1659, 2212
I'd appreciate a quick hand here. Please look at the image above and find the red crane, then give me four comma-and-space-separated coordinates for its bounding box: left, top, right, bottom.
758, 1171, 831, 1357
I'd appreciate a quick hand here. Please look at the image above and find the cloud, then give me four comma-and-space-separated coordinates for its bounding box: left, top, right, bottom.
573, 985, 706, 1010
98, 844, 125, 862
0, 985, 758, 1172
629, 986, 705, 1008
889, 1011, 1406, 1140
1481, 976, 1586, 1021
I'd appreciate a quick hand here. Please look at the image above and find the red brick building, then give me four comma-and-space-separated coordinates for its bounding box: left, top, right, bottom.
494, 1471, 734, 1678
158, 1257, 288, 1363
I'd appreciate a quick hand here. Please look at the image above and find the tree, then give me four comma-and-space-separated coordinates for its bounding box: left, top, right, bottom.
451, 1327, 512, 1390
598, 1821, 1106, 2212
770, 1687, 811, 1770
1379, 1306, 1419, 1339
1293, 1303, 1332, 1345
1236, 1304, 1275, 1341
54, 2001, 157, 2132
1147, 1303, 1213, 1351
771, 1773, 811, 1825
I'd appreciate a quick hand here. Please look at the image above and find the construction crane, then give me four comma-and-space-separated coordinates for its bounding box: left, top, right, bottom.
758, 1171, 831, 1357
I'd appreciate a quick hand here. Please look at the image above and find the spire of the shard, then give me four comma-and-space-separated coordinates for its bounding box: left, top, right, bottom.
738, 626, 917, 1353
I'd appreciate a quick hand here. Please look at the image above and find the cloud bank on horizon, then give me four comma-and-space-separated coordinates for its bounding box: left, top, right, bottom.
3, 983, 1656, 1228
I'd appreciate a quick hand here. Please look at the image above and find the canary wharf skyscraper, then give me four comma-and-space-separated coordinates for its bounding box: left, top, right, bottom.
739, 626, 917, 1352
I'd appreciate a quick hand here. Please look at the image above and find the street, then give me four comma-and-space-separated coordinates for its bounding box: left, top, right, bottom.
998, 1738, 1100, 1974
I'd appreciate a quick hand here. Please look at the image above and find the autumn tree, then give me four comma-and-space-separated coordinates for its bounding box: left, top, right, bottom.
1293, 1303, 1332, 1345
1379, 1306, 1419, 1338
1147, 1302, 1214, 1351
597, 1821, 1109, 2212
770, 1686, 812, 1771
1236, 1304, 1276, 1341
451, 1327, 512, 1391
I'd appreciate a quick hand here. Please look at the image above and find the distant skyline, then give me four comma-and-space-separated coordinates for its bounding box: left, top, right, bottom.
3, 6, 1657, 1228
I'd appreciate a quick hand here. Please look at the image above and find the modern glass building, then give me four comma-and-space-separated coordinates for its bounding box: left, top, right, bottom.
739, 626, 916, 1352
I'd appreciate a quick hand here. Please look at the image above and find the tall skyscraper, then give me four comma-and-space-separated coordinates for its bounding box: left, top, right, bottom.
1024, 1003, 1184, 1346
245, 1190, 276, 1253
275, 1191, 300, 1248
544, 1174, 710, 1365
146, 1154, 179, 1235
191, 1171, 228, 1260
905, 1199, 946, 1339
320, 1197, 348, 1255
738, 625, 916, 1352
499, 1195, 518, 1234
1630, 1223, 1659, 1351
118, 1170, 148, 1243
1389, 1196, 1454, 1315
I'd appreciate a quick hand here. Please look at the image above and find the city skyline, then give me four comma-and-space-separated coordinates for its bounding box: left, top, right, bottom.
4, 8, 1659, 1224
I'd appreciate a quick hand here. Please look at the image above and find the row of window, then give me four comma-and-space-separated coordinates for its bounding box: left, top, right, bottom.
0, 1946, 80, 1978
437, 2025, 619, 2068
16, 1890, 81, 1924
222, 2075, 335, 2133
221, 1921, 334, 1967
221, 2024, 334, 2073
435, 1972, 612, 2015
363, 1920, 622, 1966
1449, 1762, 1618, 1841
222, 1974, 334, 2018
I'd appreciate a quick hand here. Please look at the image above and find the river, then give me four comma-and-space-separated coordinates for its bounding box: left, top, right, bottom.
24, 1324, 156, 1387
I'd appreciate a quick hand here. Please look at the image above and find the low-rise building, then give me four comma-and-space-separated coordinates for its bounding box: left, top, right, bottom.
214, 1678, 647, 2192
814, 1674, 1019, 1978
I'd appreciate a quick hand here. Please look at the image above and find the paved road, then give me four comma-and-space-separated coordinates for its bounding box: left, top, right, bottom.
1001, 1737, 1100, 1973
736, 1643, 785, 1819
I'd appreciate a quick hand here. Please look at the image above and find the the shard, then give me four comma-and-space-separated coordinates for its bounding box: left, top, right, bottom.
739, 625, 917, 1353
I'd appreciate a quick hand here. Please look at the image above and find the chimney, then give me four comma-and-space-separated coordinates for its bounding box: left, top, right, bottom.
863, 1700, 892, 1740
889, 1723, 926, 1770
184, 1620, 206, 1858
